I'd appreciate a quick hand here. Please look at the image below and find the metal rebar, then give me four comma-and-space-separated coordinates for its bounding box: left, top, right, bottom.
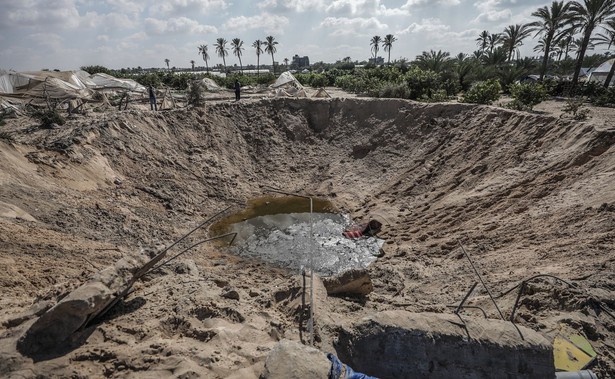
497, 274, 576, 298
457, 241, 505, 320
148, 232, 237, 273
455, 282, 478, 315
262, 185, 315, 346
446, 305, 488, 318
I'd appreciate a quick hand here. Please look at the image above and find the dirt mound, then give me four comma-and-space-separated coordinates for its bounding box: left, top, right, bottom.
0, 98, 614, 377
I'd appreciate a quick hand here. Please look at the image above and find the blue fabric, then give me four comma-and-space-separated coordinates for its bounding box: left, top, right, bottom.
327, 353, 378, 379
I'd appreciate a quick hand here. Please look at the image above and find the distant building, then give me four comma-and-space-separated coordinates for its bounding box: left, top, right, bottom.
368, 57, 385, 65
292, 55, 310, 68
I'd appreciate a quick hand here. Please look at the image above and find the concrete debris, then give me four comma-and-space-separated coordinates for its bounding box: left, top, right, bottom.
335, 310, 554, 379
16, 252, 149, 356
322, 268, 373, 296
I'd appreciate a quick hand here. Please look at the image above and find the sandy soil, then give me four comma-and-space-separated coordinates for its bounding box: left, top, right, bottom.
0, 92, 614, 378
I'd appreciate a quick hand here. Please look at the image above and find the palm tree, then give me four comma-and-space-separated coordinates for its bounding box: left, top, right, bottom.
215, 38, 229, 72
487, 33, 502, 53
190, 60, 195, 71
476, 30, 490, 53
164, 58, 170, 70
370, 35, 381, 59
283, 57, 289, 70
383, 34, 397, 65
252, 40, 263, 76
264, 36, 278, 74
528, 1, 574, 80
596, 17, 615, 86
481, 47, 508, 66
570, 0, 615, 87
452, 53, 476, 90
198, 44, 210, 72
502, 24, 533, 61
231, 38, 244, 74
415, 50, 451, 71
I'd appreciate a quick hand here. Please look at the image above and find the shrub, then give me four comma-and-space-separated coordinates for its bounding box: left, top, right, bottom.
509, 82, 548, 110
461, 79, 501, 104
562, 97, 590, 120
403, 66, 443, 100
592, 86, 615, 108
32, 109, 66, 129
309, 73, 328, 88
420, 89, 449, 103
378, 82, 410, 99
187, 80, 206, 106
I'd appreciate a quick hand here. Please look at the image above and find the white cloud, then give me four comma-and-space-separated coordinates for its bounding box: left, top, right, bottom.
223, 13, 290, 34
401, 0, 460, 12
472, 8, 512, 23
319, 16, 388, 36
150, 0, 230, 15
144, 17, 218, 35
257, 0, 324, 12
397, 18, 450, 35
97, 34, 109, 42
0, 0, 81, 29
82, 11, 136, 29
258, 0, 410, 16
325, 0, 411, 16
472, 0, 512, 24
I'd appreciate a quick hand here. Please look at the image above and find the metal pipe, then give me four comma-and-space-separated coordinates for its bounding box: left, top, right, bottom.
457, 241, 505, 320
261, 185, 315, 346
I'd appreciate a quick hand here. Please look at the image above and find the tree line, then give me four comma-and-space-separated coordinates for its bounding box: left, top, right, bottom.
368, 0, 615, 88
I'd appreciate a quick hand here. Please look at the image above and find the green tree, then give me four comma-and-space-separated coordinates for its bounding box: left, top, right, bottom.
502, 24, 533, 61
231, 38, 244, 74
383, 34, 397, 65
252, 40, 263, 76
283, 57, 289, 70
570, 0, 615, 88
264, 36, 278, 74
370, 35, 381, 59
215, 38, 229, 72
476, 30, 490, 53
528, 1, 574, 79
190, 60, 195, 71
452, 53, 477, 90
488, 33, 502, 53
415, 50, 451, 71
596, 17, 615, 86
198, 44, 210, 72
164, 58, 170, 70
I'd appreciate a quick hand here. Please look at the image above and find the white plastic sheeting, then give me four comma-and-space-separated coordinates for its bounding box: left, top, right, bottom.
89, 73, 145, 92
588, 58, 614, 87
0, 70, 146, 100
271, 71, 303, 89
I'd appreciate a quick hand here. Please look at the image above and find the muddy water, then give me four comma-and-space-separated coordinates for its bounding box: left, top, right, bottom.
210, 197, 384, 276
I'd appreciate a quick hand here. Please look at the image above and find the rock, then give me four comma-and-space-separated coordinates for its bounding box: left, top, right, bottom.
1, 300, 53, 329
335, 310, 555, 379
221, 287, 240, 300
261, 340, 331, 379
16, 252, 149, 356
173, 259, 199, 276
321, 269, 373, 296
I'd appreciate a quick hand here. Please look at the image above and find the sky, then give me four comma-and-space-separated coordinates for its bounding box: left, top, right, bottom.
0, 0, 607, 71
